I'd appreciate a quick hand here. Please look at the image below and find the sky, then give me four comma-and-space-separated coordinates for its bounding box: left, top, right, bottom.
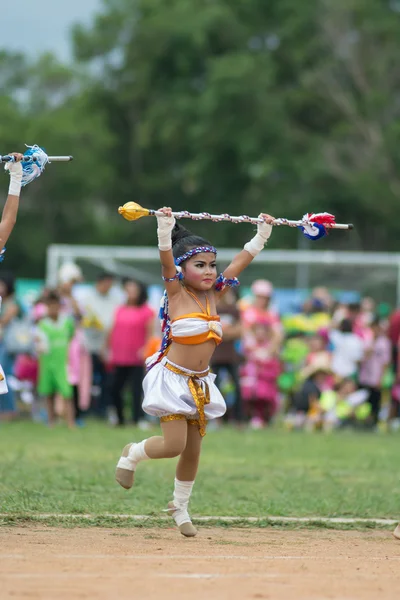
0, 0, 101, 61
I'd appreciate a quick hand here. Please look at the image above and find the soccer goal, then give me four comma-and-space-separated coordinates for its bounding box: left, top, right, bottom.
46, 244, 400, 306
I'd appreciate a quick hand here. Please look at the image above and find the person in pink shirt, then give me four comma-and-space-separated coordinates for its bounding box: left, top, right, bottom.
107, 278, 154, 426
242, 279, 282, 334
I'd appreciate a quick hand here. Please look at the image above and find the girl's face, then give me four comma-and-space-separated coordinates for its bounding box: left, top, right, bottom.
59, 280, 73, 295
361, 297, 374, 312
125, 281, 141, 304
254, 295, 270, 310
182, 252, 217, 291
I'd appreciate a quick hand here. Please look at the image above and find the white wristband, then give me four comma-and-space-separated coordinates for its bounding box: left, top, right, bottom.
8, 177, 22, 197
244, 233, 267, 257
157, 229, 172, 251
243, 215, 272, 257
5, 161, 23, 197
157, 215, 176, 251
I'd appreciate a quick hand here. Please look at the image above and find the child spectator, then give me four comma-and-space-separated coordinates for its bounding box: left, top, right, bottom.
318, 379, 371, 431
305, 332, 331, 369
289, 357, 332, 429
58, 262, 92, 425
35, 291, 75, 428
330, 318, 364, 379
240, 319, 281, 428
358, 318, 391, 425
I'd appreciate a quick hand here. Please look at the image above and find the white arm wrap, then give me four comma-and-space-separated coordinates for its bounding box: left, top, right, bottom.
5, 161, 23, 197
243, 215, 273, 257
157, 214, 176, 251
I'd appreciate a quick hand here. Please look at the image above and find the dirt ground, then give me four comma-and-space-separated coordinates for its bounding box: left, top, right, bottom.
0, 526, 399, 600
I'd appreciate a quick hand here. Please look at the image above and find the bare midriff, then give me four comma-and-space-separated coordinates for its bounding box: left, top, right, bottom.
166, 339, 217, 372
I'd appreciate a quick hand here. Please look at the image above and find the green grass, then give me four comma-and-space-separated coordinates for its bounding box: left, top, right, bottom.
0, 422, 399, 526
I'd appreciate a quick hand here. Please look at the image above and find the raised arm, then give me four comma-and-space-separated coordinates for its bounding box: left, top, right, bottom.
220, 213, 274, 283
0, 153, 24, 250
157, 206, 181, 297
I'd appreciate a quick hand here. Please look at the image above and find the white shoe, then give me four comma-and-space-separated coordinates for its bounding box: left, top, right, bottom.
393, 524, 400, 540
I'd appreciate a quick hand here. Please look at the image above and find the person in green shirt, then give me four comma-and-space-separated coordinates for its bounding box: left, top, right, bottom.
35, 291, 75, 428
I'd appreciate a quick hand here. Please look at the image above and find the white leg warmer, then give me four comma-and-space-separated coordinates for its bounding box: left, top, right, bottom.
171, 478, 195, 526
116, 440, 149, 472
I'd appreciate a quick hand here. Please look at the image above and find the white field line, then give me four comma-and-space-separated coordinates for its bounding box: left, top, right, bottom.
0, 573, 282, 580
0, 513, 398, 526
1, 554, 400, 561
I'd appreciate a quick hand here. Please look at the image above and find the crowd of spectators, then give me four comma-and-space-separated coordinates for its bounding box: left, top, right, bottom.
0, 264, 399, 433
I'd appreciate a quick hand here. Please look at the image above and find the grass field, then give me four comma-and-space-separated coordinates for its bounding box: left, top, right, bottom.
0, 422, 399, 527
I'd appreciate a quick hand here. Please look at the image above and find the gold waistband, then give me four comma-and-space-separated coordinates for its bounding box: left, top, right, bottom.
164, 361, 210, 436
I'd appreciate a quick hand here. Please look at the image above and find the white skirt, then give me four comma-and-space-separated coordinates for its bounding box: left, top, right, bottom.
142, 357, 226, 421
0, 364, 8, 395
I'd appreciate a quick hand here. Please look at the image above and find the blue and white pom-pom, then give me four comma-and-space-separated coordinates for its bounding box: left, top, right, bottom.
297, 212, 336, 241
21, 145, 49, 187
215, 273, 240, 292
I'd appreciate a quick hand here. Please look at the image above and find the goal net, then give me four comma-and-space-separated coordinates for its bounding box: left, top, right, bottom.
46, 245, 400, 311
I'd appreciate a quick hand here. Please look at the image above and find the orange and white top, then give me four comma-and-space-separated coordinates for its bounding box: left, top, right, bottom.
170, 289, 222, 346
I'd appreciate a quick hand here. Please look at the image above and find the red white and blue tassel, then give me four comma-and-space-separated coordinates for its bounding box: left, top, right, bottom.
297, 213, 337, 241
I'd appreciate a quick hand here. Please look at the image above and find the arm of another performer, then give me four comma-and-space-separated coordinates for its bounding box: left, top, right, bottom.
218, 213, 275, 290
0, 152, 24, 249
157, 206, 181, 298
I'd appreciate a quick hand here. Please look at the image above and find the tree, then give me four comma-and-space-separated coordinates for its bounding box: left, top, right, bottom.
72, 0, 400, 250
0, 51, 116, 275
72, 0, 322, 248
3, 0, 400, 276
300, 0, 400, 249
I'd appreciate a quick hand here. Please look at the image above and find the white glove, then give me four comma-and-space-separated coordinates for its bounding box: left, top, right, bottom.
157, 213, 176, 251
5, 160, 23, 197
244, 215, 273, 257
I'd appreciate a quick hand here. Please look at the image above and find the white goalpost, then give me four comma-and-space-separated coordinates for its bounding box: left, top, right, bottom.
46, 244, 400, 305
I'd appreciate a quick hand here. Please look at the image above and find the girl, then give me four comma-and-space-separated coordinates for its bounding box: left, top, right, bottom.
0, 153, 25, 416
115, 207, 274, 536
240, 318, 281, 428
58, 262, 92, 424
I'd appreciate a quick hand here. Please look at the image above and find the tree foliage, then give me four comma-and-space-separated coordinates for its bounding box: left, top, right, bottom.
2, 0, 400, 275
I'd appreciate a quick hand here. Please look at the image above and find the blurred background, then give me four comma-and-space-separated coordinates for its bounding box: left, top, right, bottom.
2, 0, 400, 431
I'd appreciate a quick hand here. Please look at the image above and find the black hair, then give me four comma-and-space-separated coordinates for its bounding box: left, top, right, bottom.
339, 318, 353, 333
371, 316, 381, 328
171, 222, 214, 261
96, 271, 114, 282
348, 302, 361, 313
122, 277, 148, 306
46, 290, 61, 303
0, 272, 15, 298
